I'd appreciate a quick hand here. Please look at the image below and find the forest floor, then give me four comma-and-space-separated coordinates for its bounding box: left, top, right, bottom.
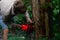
0, 27, 60, 40
8, 32, 60, 40
0, 31, 60, 40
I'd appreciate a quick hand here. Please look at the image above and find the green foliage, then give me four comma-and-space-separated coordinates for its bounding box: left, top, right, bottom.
52, 0, 59, 33
22, 0, 31, 6
52, 0, 59, 16
22, 0, 32, 13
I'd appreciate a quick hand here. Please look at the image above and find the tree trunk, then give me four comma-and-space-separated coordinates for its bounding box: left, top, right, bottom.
31, 0, 40, 40
39, 0, 50, 37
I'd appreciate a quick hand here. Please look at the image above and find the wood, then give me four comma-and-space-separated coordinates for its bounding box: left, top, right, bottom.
39, 0, 50, 36
31, 0, 40, 40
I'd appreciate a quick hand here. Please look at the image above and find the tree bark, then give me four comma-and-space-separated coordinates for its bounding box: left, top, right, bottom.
31, 0, 40, 40
39, 0, 50, 37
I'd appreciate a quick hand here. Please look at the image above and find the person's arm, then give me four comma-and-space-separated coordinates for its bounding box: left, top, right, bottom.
25, 10, 32, 23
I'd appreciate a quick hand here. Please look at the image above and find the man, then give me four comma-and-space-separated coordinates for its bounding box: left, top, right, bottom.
0, 0, 16, 40
0, 11, 8, 40
11, 0, 32, 34
0, 0, 32, 40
